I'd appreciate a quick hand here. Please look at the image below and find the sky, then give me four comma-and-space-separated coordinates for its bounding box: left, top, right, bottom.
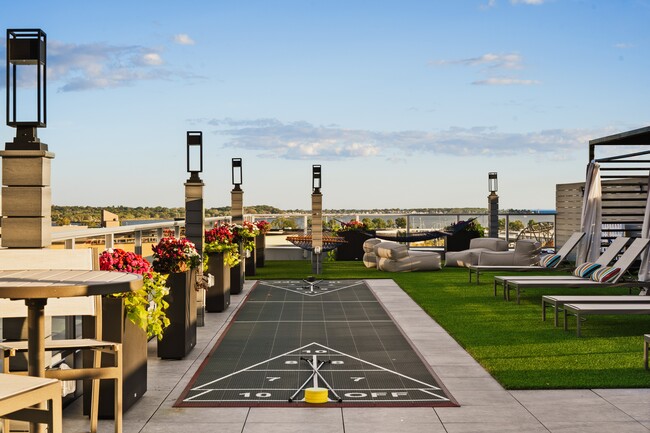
1, 0, 649, 211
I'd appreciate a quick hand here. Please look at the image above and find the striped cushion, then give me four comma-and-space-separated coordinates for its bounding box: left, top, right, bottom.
539, 254, 561, 268
573, 262, 601, 278
590, 266, 621, 282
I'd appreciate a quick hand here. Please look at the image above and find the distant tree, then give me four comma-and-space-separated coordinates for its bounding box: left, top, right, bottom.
372, 218, 387, 229
395, 217, 407, 229
498, 218, 505, 230
508, 220, 525, 232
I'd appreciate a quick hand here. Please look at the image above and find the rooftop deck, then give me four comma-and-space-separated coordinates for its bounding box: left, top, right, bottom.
59, 279, 650, 433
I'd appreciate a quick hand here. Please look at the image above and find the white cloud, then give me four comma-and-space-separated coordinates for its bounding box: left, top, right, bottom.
614, 42, 634, 49
174, 34, 195, 45
472, 77, 541, 85
204, 118, 602, 161
435, 52, 523, 70
480, 0, 497, 9
511, 0, 545, 4
141, 53, 164, 66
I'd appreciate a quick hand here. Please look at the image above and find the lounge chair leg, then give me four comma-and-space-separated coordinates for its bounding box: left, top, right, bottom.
563, 311, 568, 331
554, 305, 559, 327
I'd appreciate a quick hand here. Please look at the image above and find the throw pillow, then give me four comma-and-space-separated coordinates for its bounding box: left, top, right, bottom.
590, 266, 621, 282
540, 254, 561, 268
572, 262, 601, 278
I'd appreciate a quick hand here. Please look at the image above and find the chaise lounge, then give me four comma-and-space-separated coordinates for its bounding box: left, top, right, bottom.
364, 239, 441, 272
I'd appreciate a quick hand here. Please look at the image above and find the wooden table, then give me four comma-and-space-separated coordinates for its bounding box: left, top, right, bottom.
0, 270, 143, 378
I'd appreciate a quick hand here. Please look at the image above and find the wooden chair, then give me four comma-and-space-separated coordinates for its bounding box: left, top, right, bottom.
0, 373, 62, 432
0, 248, 122, 433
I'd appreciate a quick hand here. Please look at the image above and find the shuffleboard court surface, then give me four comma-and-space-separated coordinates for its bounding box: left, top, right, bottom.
175, 279, 456, 407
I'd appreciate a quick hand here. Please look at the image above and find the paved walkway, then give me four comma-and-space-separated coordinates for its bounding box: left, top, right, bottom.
61, 279, 650, 432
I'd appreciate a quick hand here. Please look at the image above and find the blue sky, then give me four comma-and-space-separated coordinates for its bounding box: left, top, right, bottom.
1, 0, 649, 210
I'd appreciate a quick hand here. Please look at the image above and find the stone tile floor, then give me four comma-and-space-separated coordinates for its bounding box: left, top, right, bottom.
59, 279, 649, 433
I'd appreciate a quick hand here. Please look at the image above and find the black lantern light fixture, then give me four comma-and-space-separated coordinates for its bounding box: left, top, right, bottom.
488, 172, 498, 193
312, 164, 322, 193
232, 158, 242, 190
186, 131, 203, 181
6, 28, 47, 150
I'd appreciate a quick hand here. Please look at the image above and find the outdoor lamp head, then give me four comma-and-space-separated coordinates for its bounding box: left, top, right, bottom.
186, 131, 203, 179
6, 28, 47, 150
312, 165, 322, 192
488, 172, 498, 193
232, 158, 243, 189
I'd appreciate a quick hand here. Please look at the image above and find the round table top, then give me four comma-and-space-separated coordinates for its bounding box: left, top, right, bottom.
0, 269, 143, 299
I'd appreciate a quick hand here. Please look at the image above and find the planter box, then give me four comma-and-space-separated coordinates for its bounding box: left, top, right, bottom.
255, 235, 266, 267
336, 230, 371, 261
230, 260, 245, 295
445, 231, 481, 252
206, 252, 230, 312
83, 297, 147, 418
157, 271, 197, 359
245, 246, 256, 276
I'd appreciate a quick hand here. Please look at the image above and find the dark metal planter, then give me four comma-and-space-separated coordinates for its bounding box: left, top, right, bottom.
83, 297, 147, 418
445, 231, 481, 252
230, 244, 245, 295
206, 252, 230, 312
335, 230, 371, 261
245, 246, 256, 276
157, 270, 197, 359
255, 235, 266, 267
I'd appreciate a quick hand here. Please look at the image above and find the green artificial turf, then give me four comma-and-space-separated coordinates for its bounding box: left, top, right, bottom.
252, 259, 650, 389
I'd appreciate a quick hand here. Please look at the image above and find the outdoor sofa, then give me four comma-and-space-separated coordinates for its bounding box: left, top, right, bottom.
363, 239, 441, 272
444, 237, 508, 267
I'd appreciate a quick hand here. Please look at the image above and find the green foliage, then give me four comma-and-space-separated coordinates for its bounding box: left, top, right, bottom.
395, 217, 407, 228
113, 272, 170, 340
509, 220, 525, 231
251, 261, 650, 389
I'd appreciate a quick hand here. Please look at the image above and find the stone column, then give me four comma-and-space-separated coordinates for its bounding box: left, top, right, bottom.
311, 191, 323, 274
185, 178, 205, 326
1, 149, 54, 248
488, 191, 499, 238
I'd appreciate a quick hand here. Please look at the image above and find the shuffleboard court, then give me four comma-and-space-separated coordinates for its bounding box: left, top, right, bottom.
175, 279, 457, 407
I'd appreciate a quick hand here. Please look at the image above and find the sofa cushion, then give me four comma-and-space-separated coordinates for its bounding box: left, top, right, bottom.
374, 242, 409, 260
363, 238, 382, 253
445, 249, 483, 267
378, 252, 441, 272
363, 252, 377, 268
468, 238, 508, 251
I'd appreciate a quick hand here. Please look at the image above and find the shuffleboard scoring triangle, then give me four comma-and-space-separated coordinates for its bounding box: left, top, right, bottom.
184, 342, 449, 404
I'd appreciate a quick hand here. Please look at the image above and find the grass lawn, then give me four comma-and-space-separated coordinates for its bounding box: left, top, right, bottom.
253, 259, 650, 389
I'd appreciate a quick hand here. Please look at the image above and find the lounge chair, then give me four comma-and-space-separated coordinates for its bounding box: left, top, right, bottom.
468, 232, 585, 284
503, 237, 650, 303
494, 237, 630, 300
542, 295, 650, 326
563, 303, 650, 337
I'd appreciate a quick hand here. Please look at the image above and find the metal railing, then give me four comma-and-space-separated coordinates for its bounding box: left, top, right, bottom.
47, 211, 557, 253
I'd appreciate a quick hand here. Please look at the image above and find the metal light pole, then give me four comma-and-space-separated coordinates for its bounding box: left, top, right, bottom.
2, 29, 53, 248
311, 165, 323, 274
488, 172, 499, 238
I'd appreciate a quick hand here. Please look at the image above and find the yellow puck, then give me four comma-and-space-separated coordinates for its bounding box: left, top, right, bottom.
304, 387, 329, 404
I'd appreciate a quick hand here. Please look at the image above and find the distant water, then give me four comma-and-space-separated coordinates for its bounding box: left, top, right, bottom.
122, 219, 174, 226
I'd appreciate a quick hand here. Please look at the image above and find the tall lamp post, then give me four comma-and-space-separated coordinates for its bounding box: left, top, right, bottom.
488, 172, 499, 238
230, 158, 245, 294
185, 131, 205, 326
2, 29, 53, 248
311, 165, 323, 274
